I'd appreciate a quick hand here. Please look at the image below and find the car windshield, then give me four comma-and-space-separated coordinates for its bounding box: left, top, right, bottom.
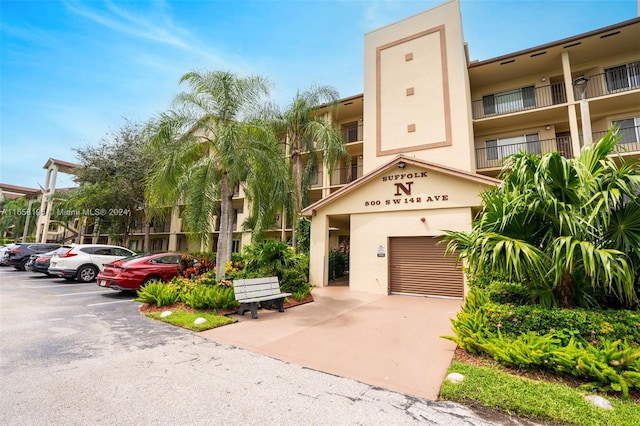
119, 254, 148, 263
45, 247, 71, 256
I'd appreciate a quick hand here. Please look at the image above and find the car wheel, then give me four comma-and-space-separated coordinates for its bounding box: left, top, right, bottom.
141, 276, 162, 288
18, 259, 29, 271
76, 265, 98, 283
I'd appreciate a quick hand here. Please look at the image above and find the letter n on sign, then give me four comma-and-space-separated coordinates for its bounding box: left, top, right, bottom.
394, 181, 413, 196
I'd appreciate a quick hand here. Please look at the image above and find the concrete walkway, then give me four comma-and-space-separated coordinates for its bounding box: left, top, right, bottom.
201, 286, 462, 401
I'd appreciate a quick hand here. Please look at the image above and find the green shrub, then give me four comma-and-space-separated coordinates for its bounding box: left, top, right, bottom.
328, 250, 348, 279
278, 267, 308, 295
484, 303, 640, 346
135, 281, 180, 307
485, 281, 532, 305
243, 240, 298, 275
291, 283, 312, 301
180, 283, 239, 310
444, 288, 640, 397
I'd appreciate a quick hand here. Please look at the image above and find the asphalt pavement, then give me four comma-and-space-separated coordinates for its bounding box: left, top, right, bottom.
0, 267, 509, 425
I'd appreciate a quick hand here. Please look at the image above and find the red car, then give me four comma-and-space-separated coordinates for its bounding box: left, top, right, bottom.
97, 252, 187, 291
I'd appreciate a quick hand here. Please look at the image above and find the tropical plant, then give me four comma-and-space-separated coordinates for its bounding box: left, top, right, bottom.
268, 85, 349, 250
445, 128, 640, 308
243, 240, 298, 275
146, 70, 290, 280
135, 281, 180, 307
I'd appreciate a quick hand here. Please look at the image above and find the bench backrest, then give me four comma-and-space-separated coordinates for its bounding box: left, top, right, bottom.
233, 277, 282, 300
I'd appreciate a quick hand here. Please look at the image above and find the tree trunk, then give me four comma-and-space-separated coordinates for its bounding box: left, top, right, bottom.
291, 139, 303, 252
142, 206, 150, 253
216, 174, 233, 281
554, 270, 575, 308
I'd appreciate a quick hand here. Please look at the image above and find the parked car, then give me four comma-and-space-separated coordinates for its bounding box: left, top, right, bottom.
26, 247, 71, 276
7, 243, 62, 270
97, 252, 188, 292
0, 244, 18, 266
48, 244, 136, 282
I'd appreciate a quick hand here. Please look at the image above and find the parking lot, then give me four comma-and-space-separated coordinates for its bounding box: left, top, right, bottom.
0, 267, 498, 426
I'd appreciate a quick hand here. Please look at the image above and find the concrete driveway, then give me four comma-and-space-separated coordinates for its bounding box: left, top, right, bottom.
201, 286, 462, 400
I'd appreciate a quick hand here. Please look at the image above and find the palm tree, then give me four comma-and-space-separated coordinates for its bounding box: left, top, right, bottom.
445, 128, 640, 308
146, 70, 290, 280
269, 85, 349, 250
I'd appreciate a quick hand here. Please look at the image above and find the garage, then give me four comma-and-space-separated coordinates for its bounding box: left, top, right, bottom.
388, 236, 464, 298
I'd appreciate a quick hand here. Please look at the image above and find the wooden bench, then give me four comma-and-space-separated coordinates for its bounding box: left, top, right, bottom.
233, 277, 292, 319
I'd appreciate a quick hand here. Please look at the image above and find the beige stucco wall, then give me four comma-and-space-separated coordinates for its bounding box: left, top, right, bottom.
348, 207, 473, 294
307, 162, 495, 290
363, 0, 474, 173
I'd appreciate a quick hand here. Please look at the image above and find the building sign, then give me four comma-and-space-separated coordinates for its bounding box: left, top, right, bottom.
377, 245, 386, 257
363, 170, 449, 207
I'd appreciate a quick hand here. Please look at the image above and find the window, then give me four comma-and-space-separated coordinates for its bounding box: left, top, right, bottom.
613, 117, 640, 144
605, 62, 640, 92
482, 86, 536, 116
232, 240, 240, 253
485, 133, 540, 161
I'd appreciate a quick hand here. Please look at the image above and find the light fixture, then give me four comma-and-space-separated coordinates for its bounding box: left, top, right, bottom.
398, 161, 406, 169
572, 75, 590, 100
545, 125, 551, 131
572, 75, 590, 86
541, 76, 547, 82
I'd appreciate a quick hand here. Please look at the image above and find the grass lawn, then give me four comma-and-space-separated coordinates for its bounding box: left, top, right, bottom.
441, 361, 640, 426
145, 309, 237, 331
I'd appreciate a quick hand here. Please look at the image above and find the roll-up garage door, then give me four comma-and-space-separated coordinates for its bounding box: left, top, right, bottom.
389, 236, 463, 298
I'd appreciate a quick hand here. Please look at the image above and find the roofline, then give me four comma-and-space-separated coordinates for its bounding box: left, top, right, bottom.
0, 183, 41, 195
43, 158, 81, 169
316, 93, 364, 111
468, 17, 640, 68
301, 155, 500, 216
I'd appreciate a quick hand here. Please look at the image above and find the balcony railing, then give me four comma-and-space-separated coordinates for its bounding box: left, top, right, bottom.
472, 82, 567, 119
340, 124, 363, 143
573, 63, 640, 100
475, 137, 573, 169
330, 165, 363, 186
587, 125, 640, 154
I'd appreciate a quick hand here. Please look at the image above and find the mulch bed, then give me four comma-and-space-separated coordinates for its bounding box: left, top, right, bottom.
139, 293, 314, 317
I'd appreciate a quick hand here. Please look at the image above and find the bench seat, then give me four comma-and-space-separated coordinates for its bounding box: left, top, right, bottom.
233, 277, 292, 319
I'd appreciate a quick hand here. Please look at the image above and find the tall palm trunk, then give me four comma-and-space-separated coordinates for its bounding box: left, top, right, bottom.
554, 270, 575, 308
142, 206, 150, 252
216, 173, 234, 281
291, 139, 303, 251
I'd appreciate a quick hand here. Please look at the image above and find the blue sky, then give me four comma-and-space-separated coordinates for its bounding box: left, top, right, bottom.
1, 0, 637, 190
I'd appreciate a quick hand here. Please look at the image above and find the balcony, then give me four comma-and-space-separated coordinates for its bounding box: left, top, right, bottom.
330, 165, 363, 186
573, 62, 640, 100
472, 82, 567, 119
588, 124, 640, 154
340, 124, 363, 143
476, 136, 573, 170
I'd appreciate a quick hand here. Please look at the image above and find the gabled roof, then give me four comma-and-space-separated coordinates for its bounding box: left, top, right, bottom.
43, 158, 80, 171
301, 155, 500, 216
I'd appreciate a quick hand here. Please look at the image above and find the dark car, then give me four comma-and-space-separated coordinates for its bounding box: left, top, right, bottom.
26, 247, 71, 275
97, 252, 188, 292
8, 243, 61, 270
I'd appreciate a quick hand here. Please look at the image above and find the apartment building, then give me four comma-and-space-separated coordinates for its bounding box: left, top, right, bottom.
30, 0, 639, 299
302, 0, 640, 297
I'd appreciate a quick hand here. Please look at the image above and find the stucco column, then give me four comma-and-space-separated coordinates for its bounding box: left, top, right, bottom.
308, 213, 329, 287
168, 206, 180, 251
35, 168, 52, 242
40, 166, 58, 243
561, 51, 582, 158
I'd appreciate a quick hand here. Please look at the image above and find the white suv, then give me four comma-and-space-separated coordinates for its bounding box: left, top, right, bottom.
49, 244, 135, 282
